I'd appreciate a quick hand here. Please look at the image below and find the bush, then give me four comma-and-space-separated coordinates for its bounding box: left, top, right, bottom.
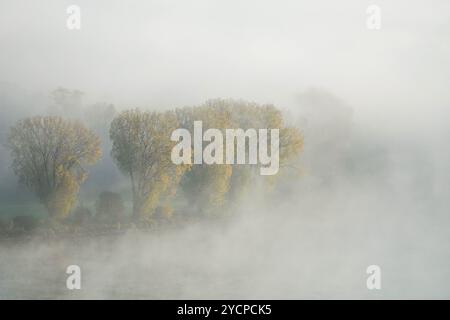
12, 215, 40, 232
96, 191, 126, 224
154, 205, 173, 221
0, 218, 13, 232
71, 206, 93, 227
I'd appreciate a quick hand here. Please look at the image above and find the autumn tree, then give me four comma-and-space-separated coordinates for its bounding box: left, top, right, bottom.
176, 99, 303, 214
7, 116, 102, 220
110, 109, 190, 221
111, 102, 302, 221
175, 103, 233, 216
228, 100, 303, 198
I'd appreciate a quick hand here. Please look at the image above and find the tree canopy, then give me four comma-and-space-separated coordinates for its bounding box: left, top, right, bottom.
110, 109, 190, 221
7, 116, 101, 219
110, 100, 303, 220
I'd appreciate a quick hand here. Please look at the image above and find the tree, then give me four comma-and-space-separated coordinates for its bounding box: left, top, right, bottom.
110, 109, 190, 221
7, 116, 101, 220
110, 102, 303, 221
175, 103, 233, 216
176, 99, 303, 214
49, 87, 84, 116
95, 191, 126, 224
296, 88, 353, 182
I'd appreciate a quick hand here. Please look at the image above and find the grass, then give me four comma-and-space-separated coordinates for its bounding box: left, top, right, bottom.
0, 203, 48, 219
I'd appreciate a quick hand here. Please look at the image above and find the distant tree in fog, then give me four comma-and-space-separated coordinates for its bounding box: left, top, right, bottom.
48, 87, 84, 116
296, 88, 353, 182
84, 103, 117, 131
7, 116, 102, 220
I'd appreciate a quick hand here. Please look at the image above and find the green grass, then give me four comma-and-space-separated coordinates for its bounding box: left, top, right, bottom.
0, 203, 48, 219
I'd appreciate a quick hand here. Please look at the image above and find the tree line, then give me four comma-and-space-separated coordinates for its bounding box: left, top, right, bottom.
6, 98, 303, 229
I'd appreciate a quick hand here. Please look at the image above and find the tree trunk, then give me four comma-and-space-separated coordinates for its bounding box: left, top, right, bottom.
130, 170, 140, 221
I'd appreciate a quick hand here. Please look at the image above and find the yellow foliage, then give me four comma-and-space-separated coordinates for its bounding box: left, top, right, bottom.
8, 116, 101, 220
110, 109, 191, 220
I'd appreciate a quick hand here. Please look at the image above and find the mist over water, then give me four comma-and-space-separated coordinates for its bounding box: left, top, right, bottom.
1, 0, 450, 299
1, 169, 449, 299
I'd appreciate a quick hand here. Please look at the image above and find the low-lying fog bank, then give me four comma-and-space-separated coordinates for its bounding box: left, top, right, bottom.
1, 169, 448, 299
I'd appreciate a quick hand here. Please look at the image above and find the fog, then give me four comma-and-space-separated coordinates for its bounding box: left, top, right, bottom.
1, 0, 450, 299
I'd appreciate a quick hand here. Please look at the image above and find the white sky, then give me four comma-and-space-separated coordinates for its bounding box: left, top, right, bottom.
1, 0, 449, 130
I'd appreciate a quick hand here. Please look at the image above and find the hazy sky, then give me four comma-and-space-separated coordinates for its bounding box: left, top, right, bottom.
1, 0, 449, 123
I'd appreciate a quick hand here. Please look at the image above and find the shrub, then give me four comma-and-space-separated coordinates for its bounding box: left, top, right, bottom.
71, 206, 93, 227
95, 191, 126, 224
12, 215, 40, 232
